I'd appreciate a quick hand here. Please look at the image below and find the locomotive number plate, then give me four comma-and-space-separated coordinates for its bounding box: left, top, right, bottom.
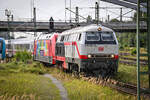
98, 47, 104, 51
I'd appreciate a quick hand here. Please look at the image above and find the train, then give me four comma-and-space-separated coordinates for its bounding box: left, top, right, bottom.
0, 38, 6, 60
34, 24, 119, 77
0, 37, 34, 60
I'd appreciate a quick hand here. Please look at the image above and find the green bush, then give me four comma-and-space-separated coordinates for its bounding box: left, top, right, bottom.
131, 48, 137, 55
119, 45, 124, 50
14, 50, 32, 62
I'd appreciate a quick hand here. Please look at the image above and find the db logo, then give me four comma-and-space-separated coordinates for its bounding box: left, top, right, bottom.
98, 47, 104, 51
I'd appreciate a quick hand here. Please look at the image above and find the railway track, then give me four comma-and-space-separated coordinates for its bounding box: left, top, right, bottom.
79, 74, 150, 99
119, 53, 148, 66
119, 60, 147, 66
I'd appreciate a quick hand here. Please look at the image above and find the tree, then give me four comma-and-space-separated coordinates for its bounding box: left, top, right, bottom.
132, 11, 147, 22
86, 15, 92, 23
110, 18, 120, 22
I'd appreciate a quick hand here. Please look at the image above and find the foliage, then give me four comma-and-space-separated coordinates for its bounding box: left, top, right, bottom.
86, 15, 92, 23
14, 50, 32, 62
110, 18, 120, 22
116, 32, 147, 49
0, 61, 47, 75
119, 45, 124, 50
131, 48, 137, 55
132, 11, 147, 22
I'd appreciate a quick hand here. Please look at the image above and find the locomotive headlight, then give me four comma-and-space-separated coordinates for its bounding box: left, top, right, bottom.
88, 55, 92, 58
111, 54, 114, 58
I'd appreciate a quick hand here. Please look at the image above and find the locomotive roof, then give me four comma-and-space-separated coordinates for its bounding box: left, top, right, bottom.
61, 24, 114, 35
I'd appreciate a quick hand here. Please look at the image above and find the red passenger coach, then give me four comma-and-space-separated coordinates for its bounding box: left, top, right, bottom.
33, 33, 58, 64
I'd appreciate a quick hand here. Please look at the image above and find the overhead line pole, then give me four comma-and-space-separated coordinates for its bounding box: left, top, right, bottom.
95, 2, 99, 24
75, 7, 79, 24
65, 0, 67, 22
70, 0, 71, 23
120, 8, 122, 22
33, 7, 36, 37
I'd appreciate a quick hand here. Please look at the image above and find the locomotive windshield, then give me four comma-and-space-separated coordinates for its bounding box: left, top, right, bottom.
86, 32, 100, 41
101, 32, 114, 41
85, 31, 116, 44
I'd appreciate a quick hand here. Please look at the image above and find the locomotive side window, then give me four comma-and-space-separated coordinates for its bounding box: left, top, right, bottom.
78, 34, 81, 41
64, 35, 69, 41
60, 36, 64, 42
86, 32, 100, 41
68, 34, 73, 41
101, 32, 114, 41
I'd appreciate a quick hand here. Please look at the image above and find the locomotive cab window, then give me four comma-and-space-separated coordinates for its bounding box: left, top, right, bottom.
85, 31, 116, 44
101, 32, 114, 41
86, 32, 100, 41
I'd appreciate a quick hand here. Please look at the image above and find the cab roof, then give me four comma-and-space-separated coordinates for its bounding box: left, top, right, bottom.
61, 24, 114, 35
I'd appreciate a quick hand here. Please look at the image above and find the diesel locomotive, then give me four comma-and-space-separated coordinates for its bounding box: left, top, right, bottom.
33, 24, 119, 77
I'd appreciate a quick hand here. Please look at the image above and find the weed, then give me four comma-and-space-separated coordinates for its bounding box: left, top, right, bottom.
131, 48, 137, 55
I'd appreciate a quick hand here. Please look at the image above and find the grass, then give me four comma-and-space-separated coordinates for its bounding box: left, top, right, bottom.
115, 63, 148, 88
0, 61, 60, 100
0, 48, 148, 100
0, 61, 47, 74
120, 47, 147, 54
119, 47, 148, 60
48, 67, 138, 100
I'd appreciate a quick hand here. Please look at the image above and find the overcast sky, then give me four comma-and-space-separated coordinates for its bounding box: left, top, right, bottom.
0, 0, 135, 22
